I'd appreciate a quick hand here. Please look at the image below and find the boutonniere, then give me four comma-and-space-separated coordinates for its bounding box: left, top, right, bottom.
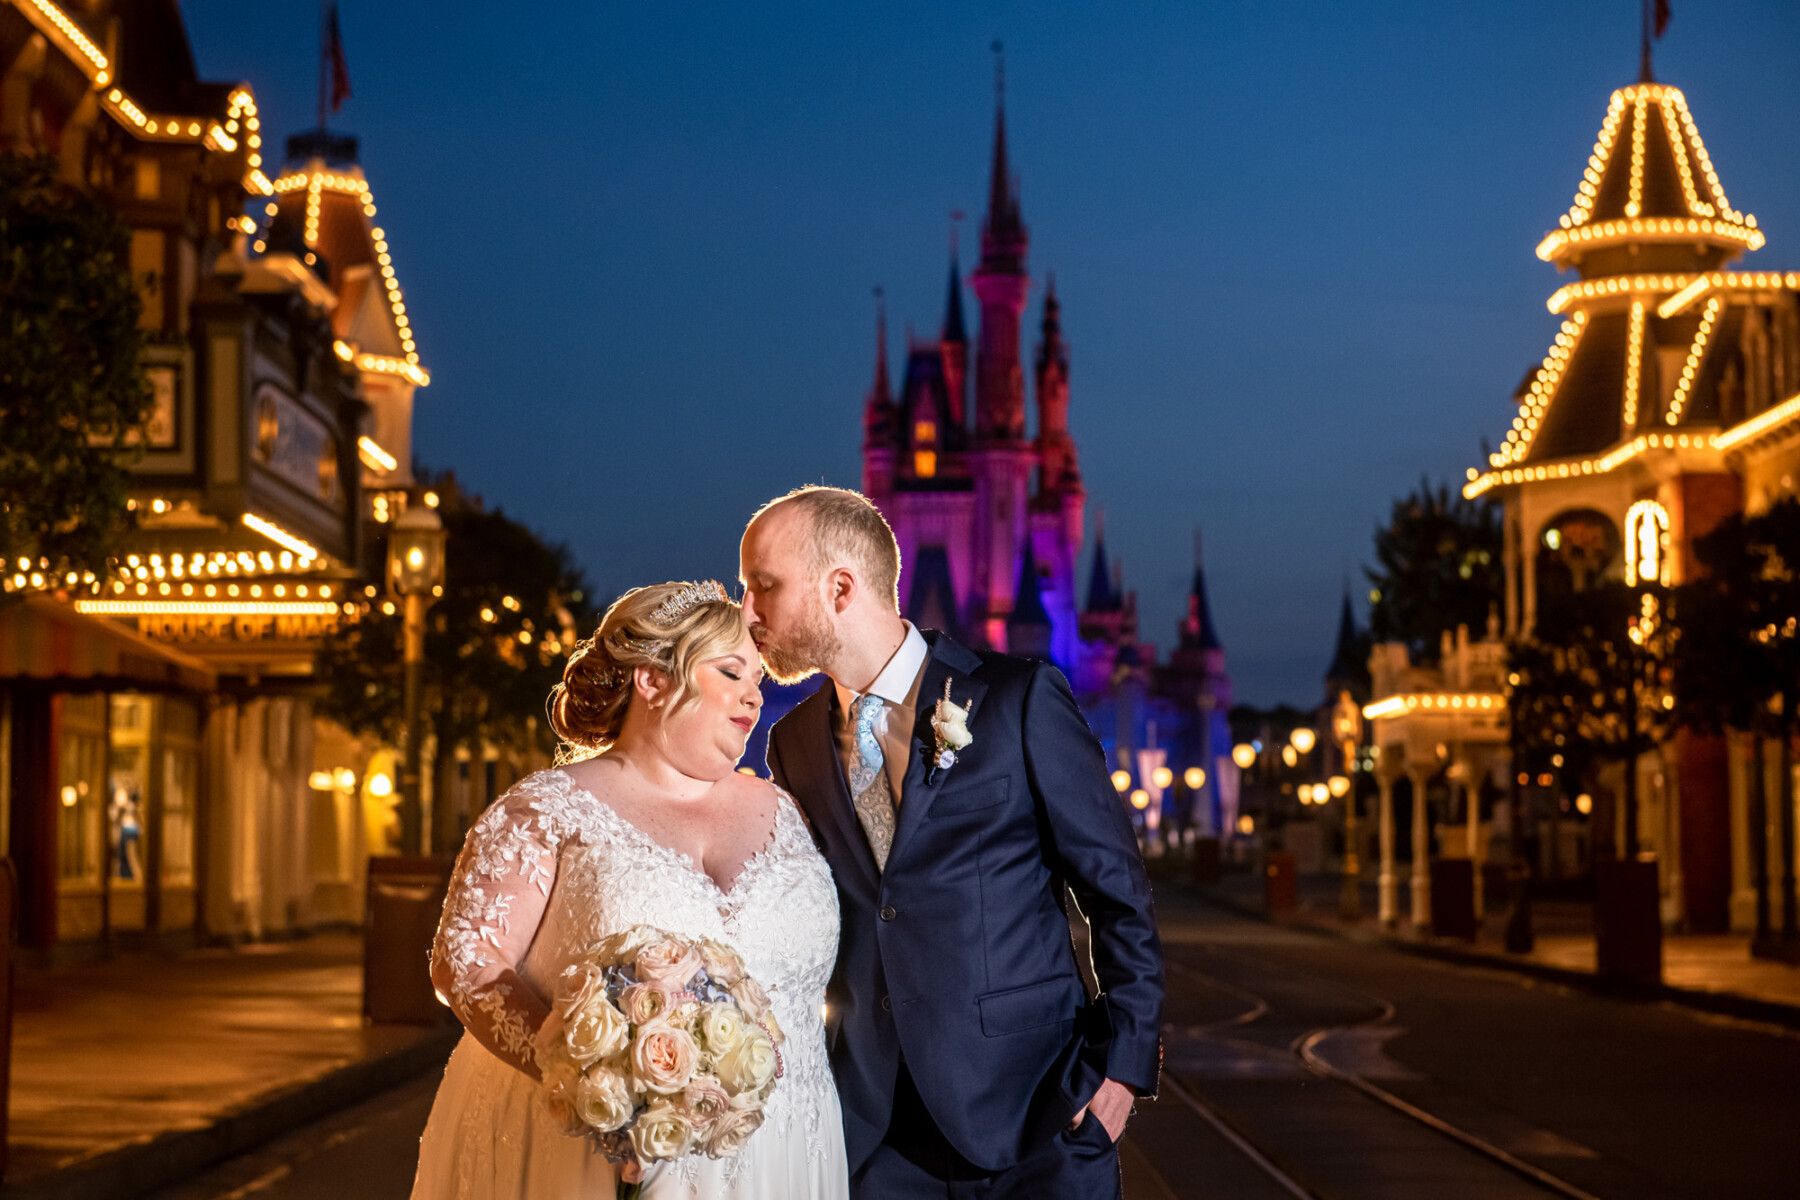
926, 678, 974, 784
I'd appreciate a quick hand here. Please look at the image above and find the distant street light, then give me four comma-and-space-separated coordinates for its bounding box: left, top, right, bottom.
1231, 743, 1257, 770
1290, 727, 1317, 754
1152, 766, 1174, 790
1184, 766, 1206, 790
1331, 690, 1364, 919
1111, 769, 1132, 793
1130, 789, 1151, 811
1328, 775, 1351, 798
388, 503, 447, 855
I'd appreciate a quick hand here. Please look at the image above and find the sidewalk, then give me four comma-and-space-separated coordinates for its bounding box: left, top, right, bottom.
2, 933, 459, 1200
1185, 865, 1800, 1024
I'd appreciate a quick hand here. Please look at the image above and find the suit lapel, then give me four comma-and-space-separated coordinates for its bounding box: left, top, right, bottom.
787, 680, 880, 892
889, 634, 987, 868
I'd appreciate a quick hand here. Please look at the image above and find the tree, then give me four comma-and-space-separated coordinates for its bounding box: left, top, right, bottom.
0, 153, 151, 590
1671, 498, 1800, 945
1366, 479, 1503, 662
316, 472, 595, 778
1507, 581, 1671, 858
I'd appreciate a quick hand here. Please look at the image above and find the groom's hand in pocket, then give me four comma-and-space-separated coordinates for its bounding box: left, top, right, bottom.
1069, 1077, 1135, 1143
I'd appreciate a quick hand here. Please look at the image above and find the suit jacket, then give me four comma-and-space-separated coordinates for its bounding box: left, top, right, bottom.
766, 631, 1163, 1173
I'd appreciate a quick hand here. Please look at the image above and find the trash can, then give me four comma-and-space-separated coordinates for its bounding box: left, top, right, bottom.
1191, 837, 1222, 886
1429, 859, 1477, 940
1595, 856, 1662, 988
364, 855, 455, 1025
1264, 851, 1297, 913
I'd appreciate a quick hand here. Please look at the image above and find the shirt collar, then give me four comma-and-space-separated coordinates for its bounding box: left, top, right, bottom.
835, 622, 929, 714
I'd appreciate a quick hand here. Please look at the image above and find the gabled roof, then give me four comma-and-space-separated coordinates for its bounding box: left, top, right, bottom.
263, 143, 428, 388
1538, 84, 1762, 269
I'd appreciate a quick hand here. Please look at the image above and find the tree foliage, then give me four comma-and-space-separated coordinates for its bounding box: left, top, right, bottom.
0, 153, 151, 586
1366, 479, 1503, 662
1506, 581, 1672, 854
1671, 498, 1800, 741
316, 474, 595, 757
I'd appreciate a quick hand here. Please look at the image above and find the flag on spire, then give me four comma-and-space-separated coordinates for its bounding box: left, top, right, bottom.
327, 3, 352, 113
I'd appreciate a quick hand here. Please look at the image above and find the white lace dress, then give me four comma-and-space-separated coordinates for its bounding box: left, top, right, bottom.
410, 768, 848, 1200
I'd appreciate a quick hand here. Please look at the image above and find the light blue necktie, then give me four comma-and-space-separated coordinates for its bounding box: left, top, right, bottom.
849, 693, 896, 870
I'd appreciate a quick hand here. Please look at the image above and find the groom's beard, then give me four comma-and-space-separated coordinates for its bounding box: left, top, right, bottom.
751, 601, 840, 686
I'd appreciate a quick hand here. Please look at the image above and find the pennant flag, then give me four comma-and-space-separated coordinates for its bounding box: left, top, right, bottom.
328, 3, 352, 113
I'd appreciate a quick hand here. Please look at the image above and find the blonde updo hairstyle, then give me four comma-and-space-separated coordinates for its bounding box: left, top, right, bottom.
548, 580, 746, 757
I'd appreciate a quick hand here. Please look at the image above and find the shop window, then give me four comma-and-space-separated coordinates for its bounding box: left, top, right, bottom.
57, 696, 105, 885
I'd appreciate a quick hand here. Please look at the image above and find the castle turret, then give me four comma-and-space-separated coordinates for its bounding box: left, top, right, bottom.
941, 246, 968, 431
861, 292, 896, 503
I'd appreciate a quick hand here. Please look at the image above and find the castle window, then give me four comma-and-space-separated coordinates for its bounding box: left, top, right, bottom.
914, 420, 936, 444
913, 450, 937, 478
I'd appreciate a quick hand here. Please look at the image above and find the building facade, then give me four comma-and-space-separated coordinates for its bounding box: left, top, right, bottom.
0, 0, 436, 952
1460, 71, 1800, 933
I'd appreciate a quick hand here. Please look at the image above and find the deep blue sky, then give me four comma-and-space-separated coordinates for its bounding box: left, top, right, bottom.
185, 2, 1800, 706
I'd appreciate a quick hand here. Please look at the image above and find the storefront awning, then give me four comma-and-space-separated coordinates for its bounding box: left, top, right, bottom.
0, 596, 216, 693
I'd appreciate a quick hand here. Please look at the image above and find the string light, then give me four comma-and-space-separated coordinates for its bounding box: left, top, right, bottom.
1623, 301, 1644, 430
1493, 312, 1587, 467
1713, 390, 1800, 453
1667, 296, 1722, 425
1625, 89, 1646, 219
241, 513, 319, 561
1363, 694, 1502, 720
74, 600, 341, 617
358, 436, 399, 472
1537, 215, 1764, 262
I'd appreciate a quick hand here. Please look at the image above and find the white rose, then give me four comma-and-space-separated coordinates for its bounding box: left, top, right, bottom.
573, 1063, 635, 1133
696, 1002, 747, 1060
629, 1097, 695, 1163
536, 1056, 587, 1138
933, 700, 973, 749
564, 996, 629, 1066
593, 925, 659, 965
713, 1027, 778, 1096
698, 938, 747, 985
727, 976, 771, 1023
554, 961, 607, 1020
703, 1093, 766, 1158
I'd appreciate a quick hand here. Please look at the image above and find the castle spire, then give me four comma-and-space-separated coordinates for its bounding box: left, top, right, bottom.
863, 287, 895, 442
1183, 530, 1223, 652
1325, 584, 1361, 684
982, 41, 1024, 262
1084, 514, 1118, 614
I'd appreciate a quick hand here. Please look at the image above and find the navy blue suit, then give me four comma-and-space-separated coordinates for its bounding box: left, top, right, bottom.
766, 632, 1163, 1191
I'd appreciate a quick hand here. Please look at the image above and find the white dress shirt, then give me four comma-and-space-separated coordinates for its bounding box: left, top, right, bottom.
833, 622, 930, 805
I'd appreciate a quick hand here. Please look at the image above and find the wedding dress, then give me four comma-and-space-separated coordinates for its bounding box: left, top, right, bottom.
410, 768, 849, 1199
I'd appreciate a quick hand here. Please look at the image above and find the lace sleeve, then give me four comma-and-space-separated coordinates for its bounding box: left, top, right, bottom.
429, 776, 566, 1078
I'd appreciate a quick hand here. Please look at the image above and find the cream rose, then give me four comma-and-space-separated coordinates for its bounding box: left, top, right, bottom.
617, 980, 676, 1026
727, 976, 771, 1023
629, 1097, 695, 1162
679, 1076, 732, 1135
554, 961, 607, 1020
714, 1027, 778, 1096
630, 1020, 700, 1095
573, 1063, 635, 1132
696, 1002, 748, 1060
698, 938, 746, 985
933, 699, 973, 749
593, 925, 659, 964
635, 938, 704, 988
703, 1093, 766, 1158
536, 1057, 587, 1137
564, 996, 629, 1066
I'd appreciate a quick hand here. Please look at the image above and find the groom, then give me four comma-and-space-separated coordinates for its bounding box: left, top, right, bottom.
741, 486, 1163, 1197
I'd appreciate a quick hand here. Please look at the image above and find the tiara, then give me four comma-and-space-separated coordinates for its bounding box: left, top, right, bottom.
651, 580, 729, 624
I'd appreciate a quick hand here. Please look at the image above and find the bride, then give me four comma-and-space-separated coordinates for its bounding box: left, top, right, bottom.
410, 580, 850, 1199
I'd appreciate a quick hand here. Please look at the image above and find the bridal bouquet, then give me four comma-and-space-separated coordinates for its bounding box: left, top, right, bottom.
534, 925, 784, 1196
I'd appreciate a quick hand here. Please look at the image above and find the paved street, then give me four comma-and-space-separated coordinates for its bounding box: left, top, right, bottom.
151, 885, 1800, 1199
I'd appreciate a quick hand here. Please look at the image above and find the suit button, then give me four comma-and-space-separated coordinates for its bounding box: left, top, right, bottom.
881, 995, 892, 1012
879, 905, 897, 922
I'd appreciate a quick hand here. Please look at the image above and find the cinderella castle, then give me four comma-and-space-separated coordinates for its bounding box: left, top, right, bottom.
852, 65, 1239, 832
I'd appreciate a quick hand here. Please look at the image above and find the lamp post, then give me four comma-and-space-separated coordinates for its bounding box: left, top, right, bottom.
1332, 690, 1364, 919
388, 503, 446, 856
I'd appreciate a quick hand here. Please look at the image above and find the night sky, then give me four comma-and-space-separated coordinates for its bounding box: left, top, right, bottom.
184, 1, 1800, 707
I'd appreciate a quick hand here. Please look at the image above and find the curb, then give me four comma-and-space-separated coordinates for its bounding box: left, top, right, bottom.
1, 1024, 461, 1200
1183, 882, 1800, 1034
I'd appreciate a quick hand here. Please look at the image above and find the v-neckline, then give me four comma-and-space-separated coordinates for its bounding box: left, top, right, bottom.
552, 769, 784, 902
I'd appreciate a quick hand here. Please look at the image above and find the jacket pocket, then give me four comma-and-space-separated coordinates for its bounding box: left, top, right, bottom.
931, 777, 1009, 816
978, 975, 1081, 1037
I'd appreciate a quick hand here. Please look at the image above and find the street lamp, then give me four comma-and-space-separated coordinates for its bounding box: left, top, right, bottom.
1231, 743, 1257, 770
1110, 769, 1132, 793
1184, 767, 1206, 790
1331, 690, 1364, 919
1290, 727, 1317, 755
1328, 774, 1351, 798
388, 503, 446, 855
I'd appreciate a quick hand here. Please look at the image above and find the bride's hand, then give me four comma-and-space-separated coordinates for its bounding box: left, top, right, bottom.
621, 1160, 645, 1184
